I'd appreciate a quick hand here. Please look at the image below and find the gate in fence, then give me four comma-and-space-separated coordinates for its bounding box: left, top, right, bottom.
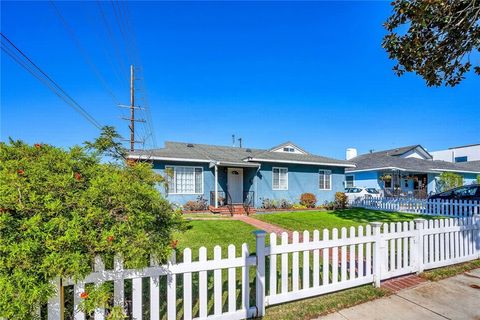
46, 216, 480, 320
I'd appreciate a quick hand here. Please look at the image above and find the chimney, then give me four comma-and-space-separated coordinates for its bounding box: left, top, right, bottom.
346, 148, 357, 160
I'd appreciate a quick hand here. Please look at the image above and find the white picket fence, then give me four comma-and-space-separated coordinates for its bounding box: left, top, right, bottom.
46, 216, 480, 320
356, 197, 480, 217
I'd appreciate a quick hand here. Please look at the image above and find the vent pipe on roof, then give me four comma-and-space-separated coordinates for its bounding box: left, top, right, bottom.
346, 148, 357, 160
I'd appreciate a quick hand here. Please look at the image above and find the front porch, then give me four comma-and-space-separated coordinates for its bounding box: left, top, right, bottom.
208, 164, 258, 215
378, 170, 430, 199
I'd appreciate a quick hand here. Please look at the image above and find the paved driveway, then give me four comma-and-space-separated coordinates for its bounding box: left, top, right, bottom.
318, 268, 480, 320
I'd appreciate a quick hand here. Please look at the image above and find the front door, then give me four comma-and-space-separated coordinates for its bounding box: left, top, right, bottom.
227, 168, 243, 203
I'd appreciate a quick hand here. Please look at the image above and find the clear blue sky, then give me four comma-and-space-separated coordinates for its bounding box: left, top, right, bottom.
1, 1, 478, 160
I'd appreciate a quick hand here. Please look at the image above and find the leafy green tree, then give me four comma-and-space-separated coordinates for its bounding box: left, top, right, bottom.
437, 172, 464, 191
0, 128, 185, 319
477, 174, 480, 184
383, 0, 480, 87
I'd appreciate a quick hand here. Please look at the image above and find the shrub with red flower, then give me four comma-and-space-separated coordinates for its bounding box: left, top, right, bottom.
34, 143, 41, 149
170, 239, 179, 249
74, 172, 82, 181
17, 169, 24, 175
106, 235, 114, 242
80, 292, 89, 299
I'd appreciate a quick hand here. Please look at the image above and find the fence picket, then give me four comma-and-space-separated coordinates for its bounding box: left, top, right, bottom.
349, 227, 356, 280
227, 245, 236, 313
183, 249, 193, 320
241, 243, 250, 311
292, 232, 300, 291
332, 229, 339, 283
94, 256, 105, 320
357, 226, 364, 277
322, 229, 330, 285
281, 232, 289, 294
365, 225, 372, 276
199, 247, 208, 318
73, 282, 85, 320
166, 251, 176, 320
313, 230, 320, 287
269, 233, 277, 297
303, 231, 310, 290
340, 228, 347, 282
214, 246, 222, 315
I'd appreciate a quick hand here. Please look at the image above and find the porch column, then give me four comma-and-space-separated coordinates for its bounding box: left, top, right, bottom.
214, 165, 219, 208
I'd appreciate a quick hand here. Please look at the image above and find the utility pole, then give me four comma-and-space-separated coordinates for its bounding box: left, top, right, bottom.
130, 65, 135, 152
119, 65, 145, 151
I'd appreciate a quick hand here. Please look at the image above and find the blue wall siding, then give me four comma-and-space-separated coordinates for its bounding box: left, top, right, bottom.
151, 160, 347, 207
255, 163, 345, 206
349, 171, 380, 189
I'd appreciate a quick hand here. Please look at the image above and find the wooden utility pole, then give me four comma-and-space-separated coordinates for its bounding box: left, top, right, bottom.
119, 65, 145, 151
130, 64, 135, 152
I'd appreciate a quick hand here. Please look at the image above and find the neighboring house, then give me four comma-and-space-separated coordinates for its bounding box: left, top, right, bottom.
345, 145, 480, 198
128, 141, 355, 210
430, 143, 480, 163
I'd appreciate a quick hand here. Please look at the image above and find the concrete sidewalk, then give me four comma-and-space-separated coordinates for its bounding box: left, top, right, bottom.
318, 268, 480, 320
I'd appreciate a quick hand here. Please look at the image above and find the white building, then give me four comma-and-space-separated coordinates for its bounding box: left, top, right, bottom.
430, 144, 480, 163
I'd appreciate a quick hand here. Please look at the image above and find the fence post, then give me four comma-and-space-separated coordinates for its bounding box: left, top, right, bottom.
370, 222, 383, 287
414, 219, 426, 274
253, 230, 267, 317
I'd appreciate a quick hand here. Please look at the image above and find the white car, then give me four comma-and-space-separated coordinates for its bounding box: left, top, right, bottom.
345, 187, 381, 202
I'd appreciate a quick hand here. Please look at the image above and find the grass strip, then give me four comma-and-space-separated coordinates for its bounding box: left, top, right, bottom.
262, 285, 390, 320
420, 259, 480, 281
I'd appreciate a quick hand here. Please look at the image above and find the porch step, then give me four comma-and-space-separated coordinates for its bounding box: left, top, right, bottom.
208, 205, 256, 215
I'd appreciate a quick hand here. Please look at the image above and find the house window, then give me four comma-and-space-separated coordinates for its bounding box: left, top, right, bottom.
319, 170, 332, 190
345, 175, 354, 188
455, 156, 468, 163
384, 178, 392, 189
283, 147, 295, 152
272, 167, 288, 190
165, 166, 203, 194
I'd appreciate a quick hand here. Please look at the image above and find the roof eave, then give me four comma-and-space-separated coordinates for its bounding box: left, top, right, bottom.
246, 157, 356, 168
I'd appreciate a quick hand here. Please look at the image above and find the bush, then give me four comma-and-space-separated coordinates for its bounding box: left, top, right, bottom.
279, 199, 293, 209
323, 200, 336, 210
183, 196, 208, 211
437, 172, 463, 192
300, 193, 317, 208
261, 198, 278, 209
0, 129, 186, 319
292, 203, 307, 210
335, 192, 348, 209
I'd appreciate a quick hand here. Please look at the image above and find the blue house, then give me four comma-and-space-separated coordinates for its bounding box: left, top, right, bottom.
129, 141, 355, 211
345, 145, 480, 198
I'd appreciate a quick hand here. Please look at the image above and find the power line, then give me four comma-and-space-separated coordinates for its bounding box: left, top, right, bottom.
1, 33, 102, 129
49, 0, 121, 105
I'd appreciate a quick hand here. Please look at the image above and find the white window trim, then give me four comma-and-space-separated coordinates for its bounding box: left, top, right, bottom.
345, 175, 354, 188
319, 169, 332, 190
165, 165, 204, 195
272, 167, 288, 190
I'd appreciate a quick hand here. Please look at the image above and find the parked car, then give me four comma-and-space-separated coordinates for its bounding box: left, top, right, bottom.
428, 184, 480, 201
345, 187, 381, 201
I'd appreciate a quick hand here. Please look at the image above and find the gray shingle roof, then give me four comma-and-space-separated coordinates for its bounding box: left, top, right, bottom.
347, 147, 480, 174
129, 141, 354, 167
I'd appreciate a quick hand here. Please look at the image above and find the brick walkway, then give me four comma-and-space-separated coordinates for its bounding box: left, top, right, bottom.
381, 274, 426, 292
233, 215, 289, 235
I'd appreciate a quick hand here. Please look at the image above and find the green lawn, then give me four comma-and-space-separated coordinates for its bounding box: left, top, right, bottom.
175, 220, 257, 259
254, 208, 439, 234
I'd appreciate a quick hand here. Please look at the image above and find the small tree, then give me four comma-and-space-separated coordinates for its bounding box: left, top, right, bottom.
477, 175, 480, 184
437, 172, 463, 192
0, 128, 185, 319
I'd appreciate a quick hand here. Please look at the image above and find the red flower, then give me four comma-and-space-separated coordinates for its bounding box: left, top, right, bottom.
170, 239, 178, 249
34, 143, 41, 149
107, 235, 114, 242
17, 170, 24, 175
74, 173, 81, 181
80, 292, 88, 299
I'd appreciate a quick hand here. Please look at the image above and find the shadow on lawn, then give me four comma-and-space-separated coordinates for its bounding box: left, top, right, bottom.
330, 208, 437, 224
